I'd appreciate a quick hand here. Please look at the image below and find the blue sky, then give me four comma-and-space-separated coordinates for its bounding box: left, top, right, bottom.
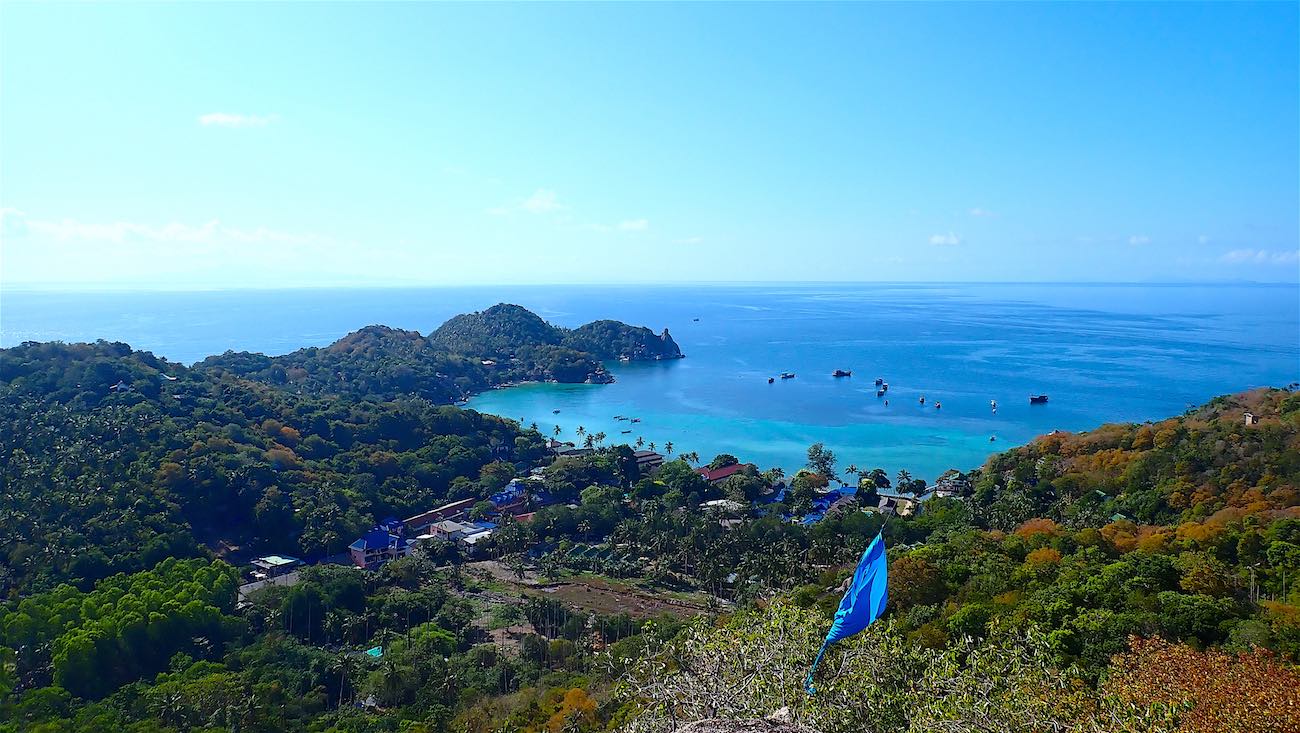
1, 2, 1296, 288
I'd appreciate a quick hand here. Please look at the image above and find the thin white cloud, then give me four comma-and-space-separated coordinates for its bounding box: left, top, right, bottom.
490, 188, 566, 217
198, 112, 279, 128
522, 189, 562, 214
968, 207, 995, 217
675, 236, 703, 245
618, 219, 649, 231
1197, 234, 1211, 245
929, 232, 960, 246
1128, 235, 1151, 245
1220, 248, 1300, 265
0, 207, 28, 238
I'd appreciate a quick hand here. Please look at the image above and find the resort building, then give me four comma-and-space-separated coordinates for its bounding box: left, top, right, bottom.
249, 554, 301, 580
634, 450, 665, 473
403, 498, 476, 535
348, 527, 412, 570
696, 463, 750, 484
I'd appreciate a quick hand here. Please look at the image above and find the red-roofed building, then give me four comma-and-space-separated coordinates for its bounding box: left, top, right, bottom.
697, 463, 749, 484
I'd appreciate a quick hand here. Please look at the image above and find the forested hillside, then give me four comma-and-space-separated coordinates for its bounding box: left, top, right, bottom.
199, 304, 683, 402
0, 340, 547, 595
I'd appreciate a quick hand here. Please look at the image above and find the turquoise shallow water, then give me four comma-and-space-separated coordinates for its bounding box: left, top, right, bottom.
3, 283, 1297, 479
464, 284, 1300, 479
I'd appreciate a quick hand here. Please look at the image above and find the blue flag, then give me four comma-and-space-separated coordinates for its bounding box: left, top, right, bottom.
805, 531, 888, 693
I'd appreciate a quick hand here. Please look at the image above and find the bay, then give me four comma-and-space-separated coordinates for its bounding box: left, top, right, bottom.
3, 283, 1296, 480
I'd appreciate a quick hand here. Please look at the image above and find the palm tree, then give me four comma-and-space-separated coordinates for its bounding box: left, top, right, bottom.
593, 431, 606, 447
648, 441, 656, 452
636, 436, 645, 449
896, 469, 913, 493
329, 653, 357, 709
576, 425, 586, 438
683, 451, 699, 465
553, 424, 562, 438
530, 422, 539, 432
664, 441, 674, 456
584, 434, 595, 449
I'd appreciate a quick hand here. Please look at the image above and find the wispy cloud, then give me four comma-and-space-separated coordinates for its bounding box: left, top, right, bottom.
198, 112, 279, 128
968, 207, 995, 217
1220, 248, 1300, 265
522, 189, 563, 214
1197, 234, 1211, 245
929, 232, 960, 246
618, 219, 649, 231
1128, 235, 1151, 245
490, 188, 566, 216
675, 236, 703, 245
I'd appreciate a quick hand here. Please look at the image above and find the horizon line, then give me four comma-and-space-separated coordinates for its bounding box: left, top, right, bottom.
4, 279, 1298, 294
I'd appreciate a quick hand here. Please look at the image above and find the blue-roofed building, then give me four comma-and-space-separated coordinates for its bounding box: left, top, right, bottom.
488, 480, 526, 508
348, 526, 412, 570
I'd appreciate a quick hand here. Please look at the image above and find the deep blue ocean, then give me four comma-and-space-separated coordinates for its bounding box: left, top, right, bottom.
3, 284, 1297, 480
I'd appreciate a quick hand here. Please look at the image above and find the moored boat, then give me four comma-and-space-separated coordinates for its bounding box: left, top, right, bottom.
1030, 394, 1049, 404
832, 369, 852, 378
780, 372, 796, 380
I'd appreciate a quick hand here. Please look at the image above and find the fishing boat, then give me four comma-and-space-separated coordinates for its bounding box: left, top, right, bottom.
780, 372, 796, 380
934, 401, 942, 409
874, 377, 884, 386
881, 383, 889, 392
1029, 394, 1049, 404
768, 377, 775, 384
621, 430, 632, 434
552, 409, 561, 414
919, 396, 925, 405
832, 369, 852, 378
876, 389, 885, 397
631, 418, 641, 423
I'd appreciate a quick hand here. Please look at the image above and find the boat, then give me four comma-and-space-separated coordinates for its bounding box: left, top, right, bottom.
934, 401, 942, 409
631, 418, 641, 423
780, 372, 796, 379
881, 383, 889, 392
832, 369, 852, 378
552, 409, 561, 414
1029, 394, 1049, 404
990, 435, 997, 441
919, 396, 925, 405
621, 430, 632, 434
768, 377, 775, 384
693, 317, 700, 322
874, 377, 884, 386
876, 389, 885, 397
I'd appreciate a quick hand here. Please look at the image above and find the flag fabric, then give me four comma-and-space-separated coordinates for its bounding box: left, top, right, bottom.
805, 531, 889, 693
